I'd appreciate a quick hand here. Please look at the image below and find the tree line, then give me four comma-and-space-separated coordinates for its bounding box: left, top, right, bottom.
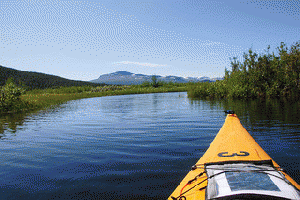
0, 65, 101, 90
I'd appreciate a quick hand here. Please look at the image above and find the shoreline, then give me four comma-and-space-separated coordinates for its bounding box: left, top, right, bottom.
20, 85, 188, 114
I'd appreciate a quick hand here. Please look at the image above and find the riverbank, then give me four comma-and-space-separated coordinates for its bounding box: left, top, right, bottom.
20, 84, 188, 113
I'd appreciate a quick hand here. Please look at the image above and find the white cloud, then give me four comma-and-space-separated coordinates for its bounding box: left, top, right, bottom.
112, 61, 168, 68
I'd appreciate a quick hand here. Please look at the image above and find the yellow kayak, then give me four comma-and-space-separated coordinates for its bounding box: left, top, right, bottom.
169, 111, 300, 200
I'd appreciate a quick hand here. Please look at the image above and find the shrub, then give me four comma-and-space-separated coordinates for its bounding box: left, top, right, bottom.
0, 78, 26, 112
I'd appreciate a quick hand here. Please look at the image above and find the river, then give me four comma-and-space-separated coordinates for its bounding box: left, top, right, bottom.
0, 92, 299, 199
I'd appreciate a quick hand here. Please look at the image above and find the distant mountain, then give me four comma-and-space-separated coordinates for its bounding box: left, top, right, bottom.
111, 71, 134, 76
0, 65, 102, 89
90, 71, 222, 85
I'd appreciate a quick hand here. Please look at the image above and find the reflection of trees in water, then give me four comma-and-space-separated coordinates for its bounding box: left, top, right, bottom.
188, 98, 300, 125
0, 112, 27, 138
221, 98, 300, 125
188, 98, 224, 112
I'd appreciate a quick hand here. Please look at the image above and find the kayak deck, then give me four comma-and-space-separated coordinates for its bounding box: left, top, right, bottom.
168, 113, 300, 200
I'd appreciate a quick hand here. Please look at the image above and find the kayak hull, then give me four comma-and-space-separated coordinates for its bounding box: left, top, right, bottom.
168, 114, 300, 200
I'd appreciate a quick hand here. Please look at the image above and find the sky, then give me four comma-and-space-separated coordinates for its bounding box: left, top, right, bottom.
0, 0, 299, 81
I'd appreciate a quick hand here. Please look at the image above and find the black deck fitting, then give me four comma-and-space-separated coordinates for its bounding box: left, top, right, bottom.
224, 110, 235, 114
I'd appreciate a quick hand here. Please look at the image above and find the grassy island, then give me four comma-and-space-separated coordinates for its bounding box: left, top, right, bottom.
188, 41, 300, 100
1, 80, 188, 114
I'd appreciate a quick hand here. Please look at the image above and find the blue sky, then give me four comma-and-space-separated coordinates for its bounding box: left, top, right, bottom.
1, 0, 299, 81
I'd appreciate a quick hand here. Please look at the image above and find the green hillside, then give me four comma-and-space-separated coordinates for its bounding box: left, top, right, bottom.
0, 65, 102, 89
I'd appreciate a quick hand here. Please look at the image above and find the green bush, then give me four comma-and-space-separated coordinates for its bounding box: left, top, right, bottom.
0, 78, 26, 113
140, 81, 152, 87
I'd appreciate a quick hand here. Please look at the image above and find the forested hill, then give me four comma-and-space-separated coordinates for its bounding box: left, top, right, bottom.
0, 65, 102, 89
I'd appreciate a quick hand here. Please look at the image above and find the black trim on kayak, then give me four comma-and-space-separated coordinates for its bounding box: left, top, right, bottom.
224, 110, 235, 115
210, 193, 291, 200
204, 159, 274, 168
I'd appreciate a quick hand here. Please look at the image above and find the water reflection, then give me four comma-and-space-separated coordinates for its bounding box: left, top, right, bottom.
1, 95, 300, 139
190, 97, 300, 124
0, 92, 299, 199
0, 112, 27, 137
0, 104, 68, 137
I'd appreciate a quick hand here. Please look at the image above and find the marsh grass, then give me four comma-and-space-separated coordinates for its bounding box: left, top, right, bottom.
20, 84, 188, 112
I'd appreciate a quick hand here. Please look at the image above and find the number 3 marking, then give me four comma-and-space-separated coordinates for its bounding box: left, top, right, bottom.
218, 151, 250, 157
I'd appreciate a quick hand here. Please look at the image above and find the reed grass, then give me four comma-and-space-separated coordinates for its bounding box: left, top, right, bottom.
20, 84, 188, 112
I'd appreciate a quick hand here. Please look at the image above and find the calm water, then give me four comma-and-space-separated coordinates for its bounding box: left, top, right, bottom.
0, 92, 299, 199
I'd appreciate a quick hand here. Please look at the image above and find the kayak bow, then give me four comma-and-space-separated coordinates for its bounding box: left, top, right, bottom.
169, 111, 300, 200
